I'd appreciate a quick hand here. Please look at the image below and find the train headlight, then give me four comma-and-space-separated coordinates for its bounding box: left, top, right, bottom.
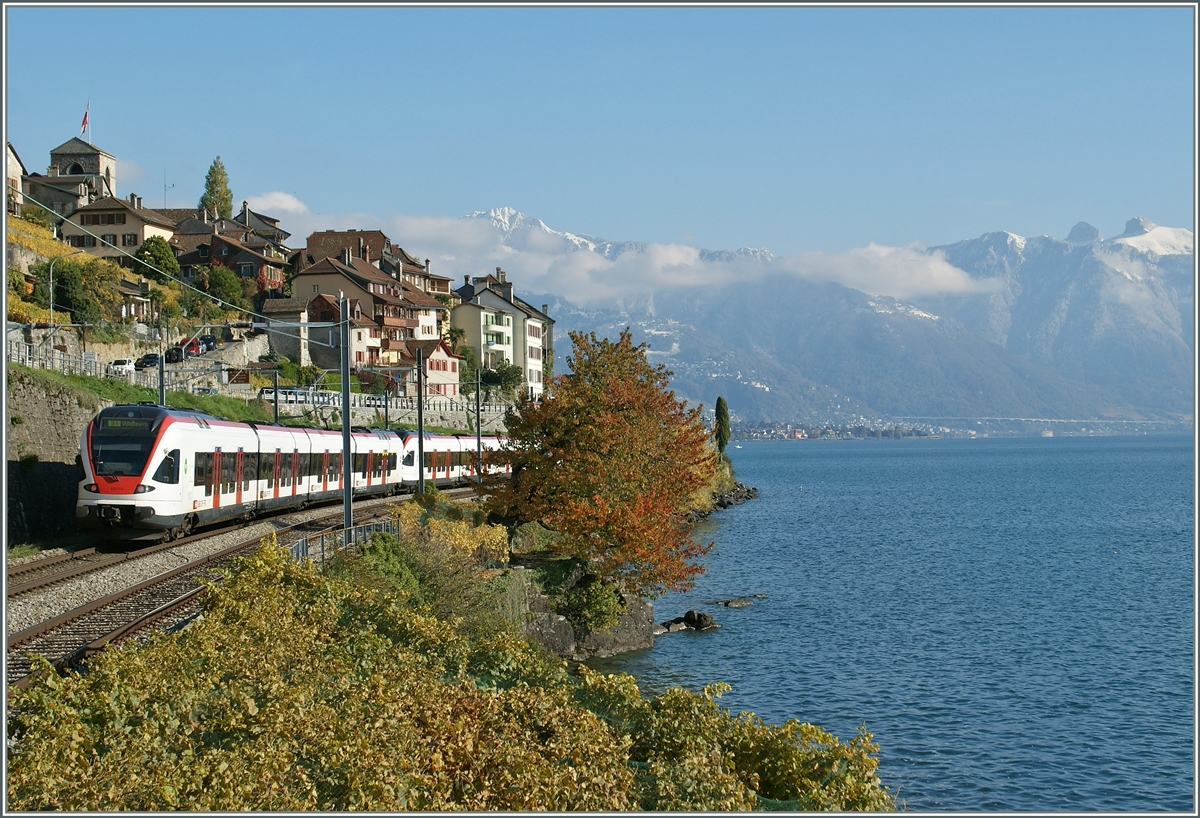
84, 483, 98, 492
133, 484, 156, 494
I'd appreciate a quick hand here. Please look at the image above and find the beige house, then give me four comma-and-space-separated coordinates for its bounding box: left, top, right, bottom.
7, 142, 26, 213
61, 193, 174, 264
452, 268, 553, 399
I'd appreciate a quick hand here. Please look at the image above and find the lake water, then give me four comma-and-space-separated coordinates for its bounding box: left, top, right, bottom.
589, 435, 1194, 811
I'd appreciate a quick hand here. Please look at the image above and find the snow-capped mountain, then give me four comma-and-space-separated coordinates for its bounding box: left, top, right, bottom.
465, 206, 773, 263
1108, 216, 1194, 257
513, 213, 1192, 425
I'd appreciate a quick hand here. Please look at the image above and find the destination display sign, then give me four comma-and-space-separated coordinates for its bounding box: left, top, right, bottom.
99, 417, 154, 433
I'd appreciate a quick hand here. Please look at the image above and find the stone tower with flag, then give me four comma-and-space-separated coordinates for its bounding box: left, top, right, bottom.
45, 137, 116, 196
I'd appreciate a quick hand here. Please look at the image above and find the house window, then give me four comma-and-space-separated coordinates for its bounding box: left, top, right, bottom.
101, 234, 116, 246
450, 361, 456, 373
312, 285, 319, 293
199, 246, 209, 258
239, 264, 253, 277
122, 233, 138, 246
220, 246, 228, 255
529, 325, 541, 339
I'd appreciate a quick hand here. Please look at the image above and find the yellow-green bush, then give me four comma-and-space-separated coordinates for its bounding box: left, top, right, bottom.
7, 532, 896, 811
6, 541, 632, 811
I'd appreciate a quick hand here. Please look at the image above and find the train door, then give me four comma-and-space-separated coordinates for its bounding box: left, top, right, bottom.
235, 449, 244, 505
213, 449, 222, 508
291, 450, 299, 497
321, 451, 330, 492
366, 452, 374, 487
273, 450, 280, 499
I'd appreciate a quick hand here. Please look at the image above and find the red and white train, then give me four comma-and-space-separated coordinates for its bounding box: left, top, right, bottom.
76, 404, 506, 540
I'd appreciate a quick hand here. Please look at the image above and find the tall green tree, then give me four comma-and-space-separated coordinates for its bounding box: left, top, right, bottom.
201, 264, 247, 310
132, 236, 179, 283
484, 330, 716, 599
199, 156, 233, 218
714, 395, 730, 454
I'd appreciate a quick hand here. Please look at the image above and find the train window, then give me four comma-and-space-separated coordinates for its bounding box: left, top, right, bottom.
299, 453, 310, 479
282, 453, 293, 487
151, 449, 180, 484
195, 452, 213, 495
423, 452, 432, 470
221, 452, 237, 494
389, 453, 397, 471
241, 451, 255, 491
403, 451, 414, 467
372, 454, 383, 479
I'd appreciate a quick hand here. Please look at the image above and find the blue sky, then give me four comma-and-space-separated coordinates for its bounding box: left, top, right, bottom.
4, 5, 1194, 301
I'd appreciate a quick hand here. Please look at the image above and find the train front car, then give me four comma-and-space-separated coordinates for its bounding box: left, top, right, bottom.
76, 405, 197, 540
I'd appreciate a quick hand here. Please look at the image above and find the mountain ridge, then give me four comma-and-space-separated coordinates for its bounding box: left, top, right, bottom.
464, 207, 1192, 426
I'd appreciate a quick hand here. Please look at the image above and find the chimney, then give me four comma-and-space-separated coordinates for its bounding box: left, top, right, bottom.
464, 275, 470, 286
129, 192, 137, 205
242, 200, 248, 220
425, 258, 430, 271
341, 247, 352, 265
358, 236, 364, 258
201, 208, 209, 224
542, 304, 549, 316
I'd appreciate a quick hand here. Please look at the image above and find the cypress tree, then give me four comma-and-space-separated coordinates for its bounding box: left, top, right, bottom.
199, 156, 233, 218
715, 395, 730, 454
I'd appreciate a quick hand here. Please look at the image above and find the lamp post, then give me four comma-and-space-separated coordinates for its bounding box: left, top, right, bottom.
47, 249, 83, 351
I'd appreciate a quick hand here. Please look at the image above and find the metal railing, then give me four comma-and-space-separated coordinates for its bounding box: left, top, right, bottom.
288, 517, 401, 568
6, 340, 202, 392
7, 337, 519, 418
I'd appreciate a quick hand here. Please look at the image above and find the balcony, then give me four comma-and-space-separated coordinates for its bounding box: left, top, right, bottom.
376, 314, 419, 329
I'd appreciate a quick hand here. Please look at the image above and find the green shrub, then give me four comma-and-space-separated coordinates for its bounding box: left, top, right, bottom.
557, 574, 626, 634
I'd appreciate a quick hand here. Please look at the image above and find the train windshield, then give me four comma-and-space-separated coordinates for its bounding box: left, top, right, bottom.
90, 408, 163, 477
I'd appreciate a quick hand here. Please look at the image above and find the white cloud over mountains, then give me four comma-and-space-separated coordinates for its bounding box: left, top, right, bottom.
250, 193, 1000, 305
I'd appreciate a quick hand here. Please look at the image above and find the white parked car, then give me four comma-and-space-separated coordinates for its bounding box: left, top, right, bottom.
109, 358, 136, 376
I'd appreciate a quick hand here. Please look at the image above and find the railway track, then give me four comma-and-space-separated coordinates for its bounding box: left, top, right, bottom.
6, 487, 480, 690
5, 485, 466, 598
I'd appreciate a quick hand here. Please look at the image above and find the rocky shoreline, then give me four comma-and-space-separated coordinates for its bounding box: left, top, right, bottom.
523, 480, 759, 659
688, 481, 758, 522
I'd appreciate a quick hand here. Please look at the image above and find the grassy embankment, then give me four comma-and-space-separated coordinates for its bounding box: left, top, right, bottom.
8, 363, 476, 433
6, 494, 897, 811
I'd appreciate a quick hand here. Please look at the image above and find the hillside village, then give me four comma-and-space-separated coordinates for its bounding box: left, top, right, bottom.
6, 137, 553, 401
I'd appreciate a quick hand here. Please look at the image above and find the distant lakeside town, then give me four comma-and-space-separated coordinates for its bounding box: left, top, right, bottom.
733, 419, 1186, 441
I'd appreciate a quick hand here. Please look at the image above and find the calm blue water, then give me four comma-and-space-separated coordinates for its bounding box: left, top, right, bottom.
590, 435, 1194, 811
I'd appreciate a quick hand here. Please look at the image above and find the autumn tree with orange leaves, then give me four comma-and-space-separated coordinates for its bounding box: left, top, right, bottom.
484, 330, 717, 600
